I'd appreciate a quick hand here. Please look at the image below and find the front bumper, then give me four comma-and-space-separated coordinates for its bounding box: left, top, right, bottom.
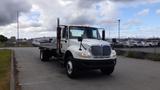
73, 58, 117, 69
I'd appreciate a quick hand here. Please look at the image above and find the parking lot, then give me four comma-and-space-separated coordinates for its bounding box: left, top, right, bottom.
13, 47, 160, 90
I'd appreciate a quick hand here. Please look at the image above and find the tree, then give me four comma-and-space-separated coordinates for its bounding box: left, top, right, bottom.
0, 35, 8, 42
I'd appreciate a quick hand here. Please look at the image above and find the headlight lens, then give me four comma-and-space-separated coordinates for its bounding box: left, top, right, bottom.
78, 51, 91, 58
110, 50, 117, 58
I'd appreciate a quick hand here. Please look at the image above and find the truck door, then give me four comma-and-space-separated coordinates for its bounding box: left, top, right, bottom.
61, 26, 69, 53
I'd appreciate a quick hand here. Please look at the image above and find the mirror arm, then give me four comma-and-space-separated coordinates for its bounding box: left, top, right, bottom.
81, 43, 86, 50
79, 42, 86, 51
79, 42, 82, 50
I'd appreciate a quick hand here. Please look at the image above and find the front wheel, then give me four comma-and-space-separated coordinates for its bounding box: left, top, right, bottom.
66, 56, 78, 78
100, 66, 115, 75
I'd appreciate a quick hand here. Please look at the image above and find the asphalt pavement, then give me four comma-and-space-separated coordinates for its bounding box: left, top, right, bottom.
13, 47, 160, 90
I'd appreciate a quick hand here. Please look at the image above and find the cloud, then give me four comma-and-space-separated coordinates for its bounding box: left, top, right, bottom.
28, 0, 118, 29
19, 7, 42, 29
137, 9, 150, 16
125, 18, 142, 26
0, 0, 31, 26
77, 0, 105, 8
19, 22, 41, 29
146, 0, 160, 3
110, 0, 160, 8
69, 15, 95, 25
156, 9, 160, 15
1, 0, 160, 38
3, 0, 116, 38
123, 18, 142, 30
110, 0, 160, 3
110, 0, 139, 3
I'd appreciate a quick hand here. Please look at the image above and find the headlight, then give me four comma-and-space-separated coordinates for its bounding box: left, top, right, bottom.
78, 51, 91, 58
110, 50, 117, 58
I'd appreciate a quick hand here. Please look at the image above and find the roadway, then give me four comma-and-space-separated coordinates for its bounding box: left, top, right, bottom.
13, 47, 160, 90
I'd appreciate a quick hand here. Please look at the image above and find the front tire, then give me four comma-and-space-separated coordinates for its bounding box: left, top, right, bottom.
100, 66, 115, 75
66, 56, 78, 78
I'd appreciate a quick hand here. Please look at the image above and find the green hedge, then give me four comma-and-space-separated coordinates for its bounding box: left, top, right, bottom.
116, 50, 160, 61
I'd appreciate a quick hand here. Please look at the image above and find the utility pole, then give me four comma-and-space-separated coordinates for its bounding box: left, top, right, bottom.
118, 19, 120, 39
17, 11, 19, 46
108, 25, 110, 39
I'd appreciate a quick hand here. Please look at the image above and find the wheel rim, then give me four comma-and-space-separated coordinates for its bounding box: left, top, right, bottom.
67, 61, 73, 74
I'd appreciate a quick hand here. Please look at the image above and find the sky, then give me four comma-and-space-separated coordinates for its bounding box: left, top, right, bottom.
0, 0, 160, 39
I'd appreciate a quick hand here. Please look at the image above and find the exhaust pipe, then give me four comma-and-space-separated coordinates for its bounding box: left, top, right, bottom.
57, 18, 61, 54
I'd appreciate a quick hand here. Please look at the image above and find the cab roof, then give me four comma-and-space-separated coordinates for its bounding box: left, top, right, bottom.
60, 25, 97, 29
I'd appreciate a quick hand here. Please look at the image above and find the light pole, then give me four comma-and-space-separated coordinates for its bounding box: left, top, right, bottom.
17, 11, 19, 46
118, 19, 120, 39
108, 25, 110, 39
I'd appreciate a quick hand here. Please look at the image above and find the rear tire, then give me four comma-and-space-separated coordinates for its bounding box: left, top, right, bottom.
100, 66, 114, 75
40, 50, 50, 61
65, 56, 78, 78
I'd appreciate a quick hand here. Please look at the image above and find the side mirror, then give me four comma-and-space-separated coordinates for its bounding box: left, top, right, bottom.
78, 37, 83, 42
102, 30, 105, 40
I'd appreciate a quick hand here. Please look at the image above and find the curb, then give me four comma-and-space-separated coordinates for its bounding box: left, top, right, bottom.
10, 50, 15, 90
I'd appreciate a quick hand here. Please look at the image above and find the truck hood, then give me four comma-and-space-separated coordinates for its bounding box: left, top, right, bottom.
69, 39, 110, 47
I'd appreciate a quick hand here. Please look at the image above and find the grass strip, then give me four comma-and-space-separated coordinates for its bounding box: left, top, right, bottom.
0, 49, 11, 90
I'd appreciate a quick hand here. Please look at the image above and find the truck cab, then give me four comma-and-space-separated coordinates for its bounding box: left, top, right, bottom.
58, 25, 117, 77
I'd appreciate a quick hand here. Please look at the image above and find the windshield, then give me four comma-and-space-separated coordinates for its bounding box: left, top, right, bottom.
69, 26, 101, 39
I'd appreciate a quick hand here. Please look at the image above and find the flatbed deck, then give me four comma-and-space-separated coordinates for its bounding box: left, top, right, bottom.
39, 42, 57, 50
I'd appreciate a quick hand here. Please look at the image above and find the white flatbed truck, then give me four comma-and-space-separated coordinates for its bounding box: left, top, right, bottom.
39, 19, 117, 78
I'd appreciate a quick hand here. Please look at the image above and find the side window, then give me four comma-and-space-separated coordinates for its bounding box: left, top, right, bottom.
92, 30, 98, 39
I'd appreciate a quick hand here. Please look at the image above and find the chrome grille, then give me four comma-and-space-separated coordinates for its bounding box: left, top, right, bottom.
91, 45, 111, 57
91, 46, 102, 56
103, 46, 111, 56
